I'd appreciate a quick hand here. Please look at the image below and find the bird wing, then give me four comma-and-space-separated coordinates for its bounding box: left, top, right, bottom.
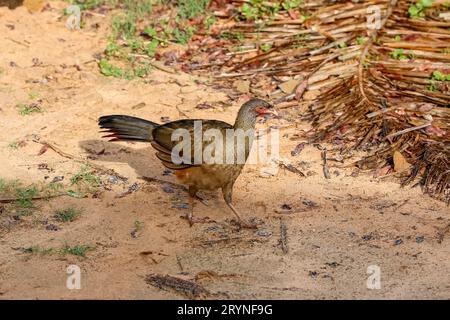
151, 119, 233, 170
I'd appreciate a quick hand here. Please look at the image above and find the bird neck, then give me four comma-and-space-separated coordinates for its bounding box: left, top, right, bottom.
233, 110, 257, 132
232, 109, 257, 162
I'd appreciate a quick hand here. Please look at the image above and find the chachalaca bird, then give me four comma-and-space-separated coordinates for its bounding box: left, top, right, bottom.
98, 98, 274, 228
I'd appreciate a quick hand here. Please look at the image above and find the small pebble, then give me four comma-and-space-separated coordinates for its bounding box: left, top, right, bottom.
415, 236, 424, 243
52, 176, 64, 183
172, 203, 189, 209
325, 262, 339, 268
108, 175, 118, 184
302, 199, 318, 208
128, 182, 139, 192
46, 224, 59, 231
256, 230, 272, 237
162, 184, 174, 193
394, 238, 403, 246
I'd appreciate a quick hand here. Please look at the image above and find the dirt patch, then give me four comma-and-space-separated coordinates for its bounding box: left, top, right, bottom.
0, 4, 448, 299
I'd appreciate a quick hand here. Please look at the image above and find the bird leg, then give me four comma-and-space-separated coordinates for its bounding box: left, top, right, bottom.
223, 185, 257, 229
184, 187, 212, 227
225, 202, 257, 229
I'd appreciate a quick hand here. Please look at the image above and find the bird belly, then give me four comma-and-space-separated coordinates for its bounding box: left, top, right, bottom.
174, 165, 241, 191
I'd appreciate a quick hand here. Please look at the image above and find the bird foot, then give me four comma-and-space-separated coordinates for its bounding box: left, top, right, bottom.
182, 215, 213, 227
229, 218, 258, 229
238, 220, 258, 229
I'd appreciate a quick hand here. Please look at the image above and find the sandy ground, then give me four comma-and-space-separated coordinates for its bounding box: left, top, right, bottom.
0, 4, 449, 299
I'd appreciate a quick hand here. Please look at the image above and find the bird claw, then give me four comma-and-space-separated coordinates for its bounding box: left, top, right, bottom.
239, 220, 258, 229
229, 218, 258, 229
182, 215, 213, 227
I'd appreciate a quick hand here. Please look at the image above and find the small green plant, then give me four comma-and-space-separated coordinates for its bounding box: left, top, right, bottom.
260, 43, 273, 52
105, 41, 124, 58
134, 220, 144, 231
112, 13, 137, 39
70, 165, 101, 189
145, 39, 159, 57
23, 246, 54, 255
143, 26, 158, 38
394, 35, 402, 41
54, 206, 82, 222
0, 178, 21, 193
408, 0, 433, 18
8, 141, 20, 150
390, 48, 408, 60
356, 37, 367, 45
128, 37, 143, 52
133, 61, 152, 77
173, 26, 196, 44
99, 59, 123, 77
428, 81, 438, 91
16, 103, 42, 116
204, 15, 216, 30
23, 244, 95, 257
15, 186, 38, 208
178, 0, 211, 19
124, 0, 153, 18
240, 0, 281, 21
220, 31, 245, 43
282, 0, 302, 10
431, 70, 450, 81
60, 245, 95, 257
0, 180, 40, 208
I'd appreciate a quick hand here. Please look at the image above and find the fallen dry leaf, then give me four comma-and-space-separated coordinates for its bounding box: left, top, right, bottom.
279, 79, 300, 94
234, 80, 250, 93
393, 151, 410, 172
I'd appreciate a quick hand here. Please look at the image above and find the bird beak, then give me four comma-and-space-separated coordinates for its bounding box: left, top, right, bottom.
256, 106, 278, 118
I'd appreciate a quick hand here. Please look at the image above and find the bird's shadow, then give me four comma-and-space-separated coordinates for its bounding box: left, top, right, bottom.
79, 139, 169, 181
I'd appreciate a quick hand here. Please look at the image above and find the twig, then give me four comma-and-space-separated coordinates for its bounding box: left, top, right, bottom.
321, 150, 331, 179
34, 140, 128, 181
0, 193, 67, 203
130, 54, 176, 73
145, 273, 209, 298
176, 255, 184, 272
384, 123, 431, 140
280, 218, 288, 254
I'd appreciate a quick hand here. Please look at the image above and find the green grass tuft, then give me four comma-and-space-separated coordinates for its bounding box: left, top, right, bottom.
178, 0, 210, 20
16, 103, 42, 116
23, 244, 95, 257
70, 166, 101, 188
60, 245, 95, 257
54, 206, 82, 222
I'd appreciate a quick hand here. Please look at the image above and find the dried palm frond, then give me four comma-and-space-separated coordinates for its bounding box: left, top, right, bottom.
184, 0, 450, 201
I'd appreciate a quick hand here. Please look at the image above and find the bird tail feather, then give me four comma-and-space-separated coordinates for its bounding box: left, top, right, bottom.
98, 115, 157, 142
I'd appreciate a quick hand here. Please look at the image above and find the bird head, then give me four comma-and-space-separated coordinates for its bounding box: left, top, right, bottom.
246, 98, 276, 118
234, 98, 277, 130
